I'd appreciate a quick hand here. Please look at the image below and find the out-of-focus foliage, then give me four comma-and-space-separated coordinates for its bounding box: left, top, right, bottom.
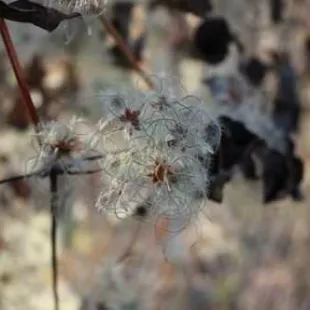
0, 0, 81, 31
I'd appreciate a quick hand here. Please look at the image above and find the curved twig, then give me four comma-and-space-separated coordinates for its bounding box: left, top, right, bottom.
98, 13, 154, 89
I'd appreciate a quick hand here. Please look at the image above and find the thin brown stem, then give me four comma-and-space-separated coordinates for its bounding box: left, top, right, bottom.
50, 170, 59, 310
0, 18, 40, 129
98, 13, 154, 89
0, 172, 37, 185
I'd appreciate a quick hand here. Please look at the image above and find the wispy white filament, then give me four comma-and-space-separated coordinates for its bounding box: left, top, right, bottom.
33, 0, 108, 14
95, 77, 221, 227
26, 117, 94, 175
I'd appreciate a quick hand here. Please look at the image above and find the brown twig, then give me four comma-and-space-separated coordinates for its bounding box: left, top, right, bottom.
0, 172, 37, 185
50, 169, 59, 310
0, 18, 40, 129
98, 13, 154, 89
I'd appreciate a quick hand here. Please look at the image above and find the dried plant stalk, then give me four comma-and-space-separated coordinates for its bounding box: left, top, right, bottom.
0, 18, 40, 129
50, 168, 60, 310
98, 13, 154, 89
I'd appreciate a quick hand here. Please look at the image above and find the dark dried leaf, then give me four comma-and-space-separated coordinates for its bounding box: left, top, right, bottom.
0, 0, 80, 31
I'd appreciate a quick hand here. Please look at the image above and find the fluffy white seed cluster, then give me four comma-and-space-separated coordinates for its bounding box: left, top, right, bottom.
95, 78, 221, 224
33, 0, 107, 14
27, 117, 92, 175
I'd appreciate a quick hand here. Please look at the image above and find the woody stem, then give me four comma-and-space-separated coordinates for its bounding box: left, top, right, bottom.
0, 18, 40, 129
98, 13, 154, 89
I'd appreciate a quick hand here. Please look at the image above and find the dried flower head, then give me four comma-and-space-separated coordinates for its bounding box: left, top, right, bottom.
30, 0, 107, 41
96, 87, 148, 146
97, 142, 208, 224
26, 116, 96, 176
96, 78, 221, 155
33, 0, 107, 14
95, 76, 221, 233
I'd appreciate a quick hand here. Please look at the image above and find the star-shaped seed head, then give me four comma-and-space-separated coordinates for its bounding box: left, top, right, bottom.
119, 108, 141, 131
147, 160, 174, 186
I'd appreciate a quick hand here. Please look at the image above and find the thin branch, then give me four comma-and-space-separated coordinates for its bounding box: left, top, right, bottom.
82, 154, 105, 161
0, 164, 102, 186
98, 13, 154, 89
67, 168, 103, 175
0, 172, 37, 185
0, 18, 40, 129
50, 169, 59, 310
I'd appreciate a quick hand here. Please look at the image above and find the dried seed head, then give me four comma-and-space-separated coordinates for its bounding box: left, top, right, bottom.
147, 160, 173, 186
96, 87, 148, 144
28, 117, 94, 174
96, 76, 221, 229
97, 142, 208, 226
34, 0, 108, 14
150, 96, 169, 111
39, 119, 82, 154
119, 108, 141, 131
